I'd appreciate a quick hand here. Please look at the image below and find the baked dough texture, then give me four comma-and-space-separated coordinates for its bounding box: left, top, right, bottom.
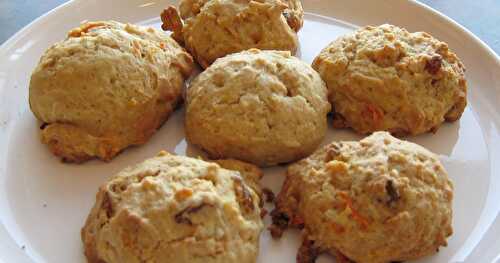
312, 24, 467, 135
185, 49, 331, 167
82, 151, 263, 263
271, 132, 453, 263
29, 21, 194, 162
161, 0, 303, 68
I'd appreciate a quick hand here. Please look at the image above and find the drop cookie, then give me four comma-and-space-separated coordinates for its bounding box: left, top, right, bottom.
313, 24, 467, 135
185, 49, 331, 166
82, 152, 263, 263
29, 21, 194, 162
270, 132, 453, 263
161, 0, 303, 68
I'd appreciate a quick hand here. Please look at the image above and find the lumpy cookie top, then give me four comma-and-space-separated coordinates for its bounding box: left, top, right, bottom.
29, 21, 193, 162
179, 0, 303, 30
313, 24, 467, 135
162, 0, 303, 68
82, 152, 263, 263
185, 49, 331, 166
272, 132, 453, 263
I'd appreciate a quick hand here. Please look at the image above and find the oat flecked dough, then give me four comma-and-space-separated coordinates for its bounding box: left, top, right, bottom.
82, 152, 263, 263
185, 49, 331, 167
313, 24, 467, 135
161, 0, 303, 68
271, 132, 454, 263
29, 21, 194, 162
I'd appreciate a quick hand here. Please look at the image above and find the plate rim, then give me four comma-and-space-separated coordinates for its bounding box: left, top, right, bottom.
1, 0, 499, 62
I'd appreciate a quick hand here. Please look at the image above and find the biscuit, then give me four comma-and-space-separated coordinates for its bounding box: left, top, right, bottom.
312, 24, 467, 135
270, 132, 454, 263
185, 49, 331, 166
82, 151, 263, 263
161, 0, 303, 68
29, 21, 194, 162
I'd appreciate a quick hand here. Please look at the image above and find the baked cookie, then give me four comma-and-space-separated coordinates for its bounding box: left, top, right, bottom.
270, 132, 453, 263
312, 24, 467, 135
82, 151, 263, 263
185, 49, 331, 166
29, 21, 194, 162
161, 0, 303, 68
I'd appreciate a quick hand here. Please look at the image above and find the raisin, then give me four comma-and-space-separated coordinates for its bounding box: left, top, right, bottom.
101, 191, 114, 218
262, 188, 275, 203
385, 179, 400, 205
425, 55, 442, 74
233, 178, 255, 214
174, 203, 208, 225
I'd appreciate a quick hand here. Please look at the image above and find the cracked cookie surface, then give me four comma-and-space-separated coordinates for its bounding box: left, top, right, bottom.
312, 24, 467, 135
29, 21, 194, 163
271, 132, 453, 263
185, 49, 331, 166
82, 151, 263, 263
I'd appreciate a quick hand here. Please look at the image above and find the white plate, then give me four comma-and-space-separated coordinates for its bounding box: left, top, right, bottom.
0, 0, 499, 262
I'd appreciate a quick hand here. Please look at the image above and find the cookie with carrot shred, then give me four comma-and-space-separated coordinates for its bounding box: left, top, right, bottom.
161, 0, 303, 68
82, 152, 264, 263
312, 24, 467, 135
270, 132, 454, 263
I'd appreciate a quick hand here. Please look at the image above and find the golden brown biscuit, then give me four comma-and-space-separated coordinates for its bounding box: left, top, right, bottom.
82, 151, 263, 263
29, 21, 194, 162
312, 24, 467, 135
185, 49, 331, 167
161, 0, 303, 68
270, 132, 453, 263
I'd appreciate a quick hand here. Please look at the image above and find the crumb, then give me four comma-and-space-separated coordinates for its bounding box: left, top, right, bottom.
262, 188, 275, 203
260, 208, 268, 218
43, 203, 47, 208
297, 239, 321, 263
269, 210, 289, 239
21, 245, 25, 250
